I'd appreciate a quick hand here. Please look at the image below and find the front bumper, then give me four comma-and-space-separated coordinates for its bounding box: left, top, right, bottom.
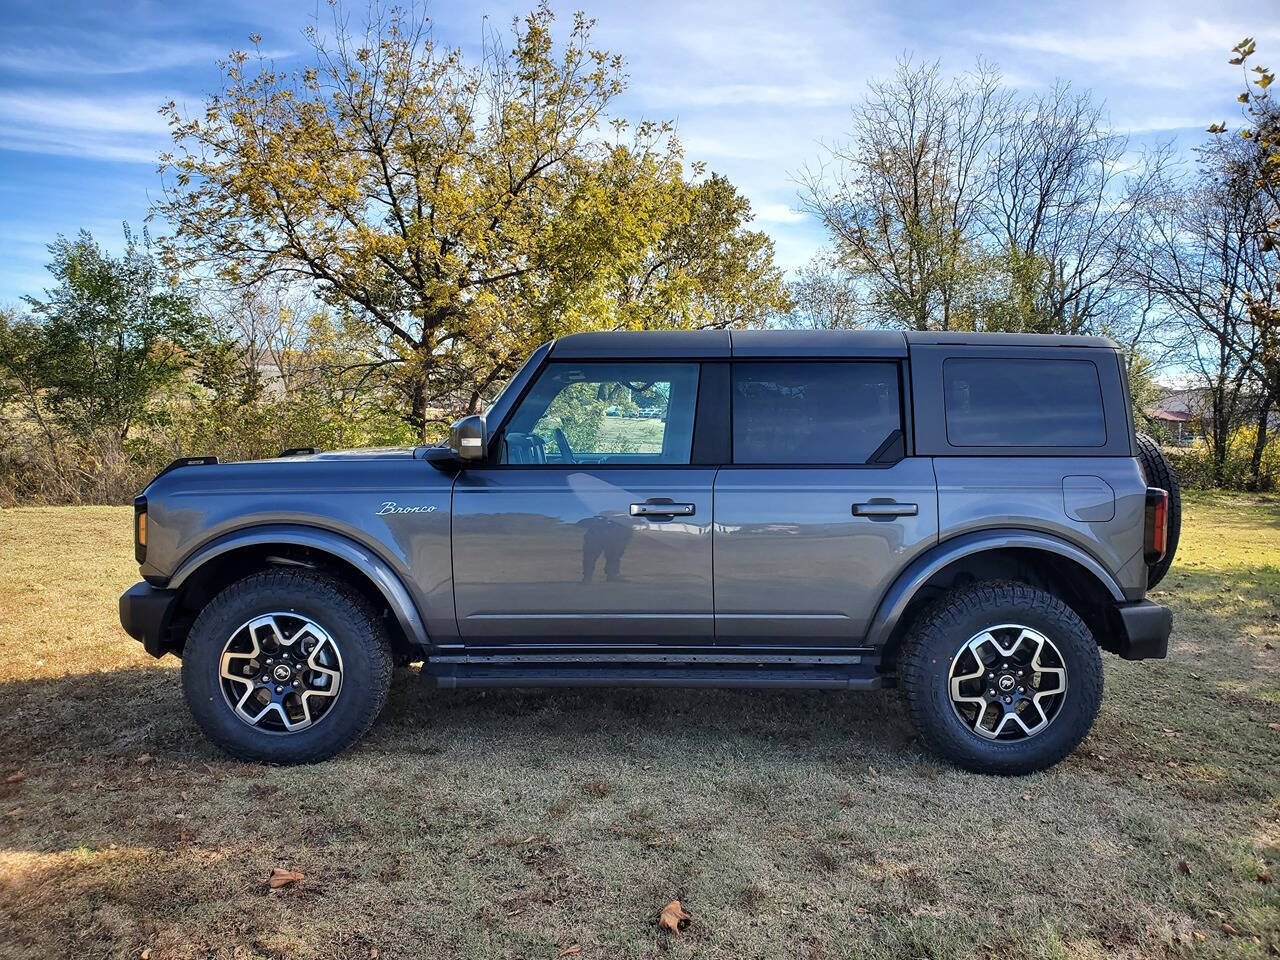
1113, 600, 1173, 660
119, 581, 179, 658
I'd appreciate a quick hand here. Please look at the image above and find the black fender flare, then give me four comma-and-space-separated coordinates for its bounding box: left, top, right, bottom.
865, 529, 1126, 650
166, 524, 431, 650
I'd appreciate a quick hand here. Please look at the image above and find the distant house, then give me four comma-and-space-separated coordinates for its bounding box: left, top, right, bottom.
1148, 406, 1195, 443
1145, 388, 1207, 445
1146, 385, 1279, 445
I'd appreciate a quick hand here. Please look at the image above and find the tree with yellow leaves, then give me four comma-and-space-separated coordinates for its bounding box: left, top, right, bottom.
156, 3, 788, 439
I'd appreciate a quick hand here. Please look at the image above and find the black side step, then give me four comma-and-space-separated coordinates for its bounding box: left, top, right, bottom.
423, 658, 882, 691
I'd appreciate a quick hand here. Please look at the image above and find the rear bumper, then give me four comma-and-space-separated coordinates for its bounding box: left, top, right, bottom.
1113, 600, 1173, 660
119, 581, 179, 658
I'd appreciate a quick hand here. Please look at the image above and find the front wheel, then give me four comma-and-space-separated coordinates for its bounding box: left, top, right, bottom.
899, 581, 1103, 775
181, 570, 393, 763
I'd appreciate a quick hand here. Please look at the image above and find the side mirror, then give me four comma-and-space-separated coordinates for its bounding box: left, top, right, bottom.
450, 414, 488, 461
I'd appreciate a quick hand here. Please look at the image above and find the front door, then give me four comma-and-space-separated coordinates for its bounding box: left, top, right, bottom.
713, 360, 939, 642
452, 360, 714, 642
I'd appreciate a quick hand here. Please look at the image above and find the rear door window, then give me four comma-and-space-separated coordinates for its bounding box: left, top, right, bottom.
943, 357, 1106, 447
731, 362, 902, 465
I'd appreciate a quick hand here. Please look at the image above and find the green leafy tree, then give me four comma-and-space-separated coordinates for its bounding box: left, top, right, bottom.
12, 227, 203, 441
156, 3, 787, 440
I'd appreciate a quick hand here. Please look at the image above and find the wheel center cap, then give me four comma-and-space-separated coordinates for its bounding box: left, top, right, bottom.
272, 663, 294, 683
998, 673, 1016, 693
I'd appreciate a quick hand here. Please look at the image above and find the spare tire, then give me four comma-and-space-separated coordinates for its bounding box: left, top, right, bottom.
1135, 432, 1181, 588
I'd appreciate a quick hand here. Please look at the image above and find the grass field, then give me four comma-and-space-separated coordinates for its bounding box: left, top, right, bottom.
1, 493, 1278, 959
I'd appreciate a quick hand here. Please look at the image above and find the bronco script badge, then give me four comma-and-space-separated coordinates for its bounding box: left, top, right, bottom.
376, 501, 438, 516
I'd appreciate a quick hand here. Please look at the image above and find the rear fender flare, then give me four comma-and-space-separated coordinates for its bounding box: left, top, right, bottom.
865, 529, 1125, 650
167, 524, 430, 649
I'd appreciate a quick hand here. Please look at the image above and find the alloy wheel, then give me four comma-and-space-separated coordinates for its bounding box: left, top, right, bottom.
218, 613, 343, 733
947, 624, 1068, 741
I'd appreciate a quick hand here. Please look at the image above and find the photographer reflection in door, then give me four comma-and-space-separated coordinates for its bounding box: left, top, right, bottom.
579, 511, 634, 583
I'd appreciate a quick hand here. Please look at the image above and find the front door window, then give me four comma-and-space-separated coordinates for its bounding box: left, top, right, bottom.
498, 362, 700, 465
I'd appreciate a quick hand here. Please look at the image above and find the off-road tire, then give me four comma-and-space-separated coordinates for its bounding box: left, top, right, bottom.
181, 569, 394, 763
899, 581, 1103, 775
1135, 431, 1181, 589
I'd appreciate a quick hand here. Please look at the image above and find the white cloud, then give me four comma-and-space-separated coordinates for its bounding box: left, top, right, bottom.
754, 202, 808, 225
636, 81, 858, 109
0, 91, 177, 164
971, 17, 1280, 92
976, 19, 1250, 64
1, 41, 227, 75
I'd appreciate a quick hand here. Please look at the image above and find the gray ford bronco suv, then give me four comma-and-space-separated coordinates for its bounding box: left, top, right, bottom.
120, 330, 1177, 774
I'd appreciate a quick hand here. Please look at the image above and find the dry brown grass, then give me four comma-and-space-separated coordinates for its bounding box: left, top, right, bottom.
1, 494, 1278, 959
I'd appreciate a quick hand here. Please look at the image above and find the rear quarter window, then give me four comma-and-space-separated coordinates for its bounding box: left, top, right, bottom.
943, 357, 1106, 447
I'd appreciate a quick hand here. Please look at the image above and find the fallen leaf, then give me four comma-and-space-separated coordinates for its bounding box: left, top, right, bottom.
867, 766, 878, 777
1258, 870, 1273, 884
140, 950, 152, 960
136, 754, 153, 766
658, 900, 692, 934
1193, 931, 1207, 942
559, 946, 582, 956
369, 949, 379, 959
6, 771, 25, 783
1222, 921, 1239, 936
1177, 859, 1191, 875
268, 867, 304, 889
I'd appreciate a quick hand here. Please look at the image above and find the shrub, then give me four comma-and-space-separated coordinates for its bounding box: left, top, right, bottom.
1165, 426, 1280, 491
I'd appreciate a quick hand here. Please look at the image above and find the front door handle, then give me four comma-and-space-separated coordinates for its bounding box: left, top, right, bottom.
852, 501, 918, 518
631, 501, 696, 517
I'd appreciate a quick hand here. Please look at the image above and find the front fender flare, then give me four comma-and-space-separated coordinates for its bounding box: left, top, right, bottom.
865, 529, 1126, 650
167, 524, 430, 650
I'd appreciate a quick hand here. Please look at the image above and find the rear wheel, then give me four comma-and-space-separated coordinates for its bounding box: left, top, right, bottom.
1135, 431, 1181, 588
181, 569, 393, 763
899, 581, 1103, 775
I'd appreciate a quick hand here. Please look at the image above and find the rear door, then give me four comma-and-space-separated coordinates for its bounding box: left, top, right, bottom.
713, 359, 938, 642
452, 359, 715, 642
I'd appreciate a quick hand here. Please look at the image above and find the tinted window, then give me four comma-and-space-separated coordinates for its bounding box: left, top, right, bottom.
732, 362, 901, 465
500, 362, 700, 465
943, 358, 1106, 447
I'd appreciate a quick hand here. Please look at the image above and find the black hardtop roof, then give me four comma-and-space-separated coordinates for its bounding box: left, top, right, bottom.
549, 328, 1118, 360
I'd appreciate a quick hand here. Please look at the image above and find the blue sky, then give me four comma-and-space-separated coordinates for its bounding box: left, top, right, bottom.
0, 0, 1275, 305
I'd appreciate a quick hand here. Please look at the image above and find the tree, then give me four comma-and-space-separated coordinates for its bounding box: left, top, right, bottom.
983, 82, 1169, 335
785, 253, 860, 329
1214, 42, 1279, 411
9, 227, 203, 441
800, 60, 1169, 337
799, 58, 1010, 330
157, 3, 787, 439
1141, 136, 1276, 485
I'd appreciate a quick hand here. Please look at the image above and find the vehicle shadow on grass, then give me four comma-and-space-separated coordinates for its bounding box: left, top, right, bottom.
0, 663, 923, 776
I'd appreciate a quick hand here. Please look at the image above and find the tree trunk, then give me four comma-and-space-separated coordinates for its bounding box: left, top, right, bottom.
410, 378, 430, 445
1248, 394, 1274, 491
1211, 381, 1228, 487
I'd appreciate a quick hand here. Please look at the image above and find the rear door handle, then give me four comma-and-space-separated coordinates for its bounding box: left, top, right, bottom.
852, 501, 918, 517
631, 501, 696, 517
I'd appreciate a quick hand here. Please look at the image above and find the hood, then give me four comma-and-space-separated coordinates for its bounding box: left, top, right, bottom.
259, 446, 422, 463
